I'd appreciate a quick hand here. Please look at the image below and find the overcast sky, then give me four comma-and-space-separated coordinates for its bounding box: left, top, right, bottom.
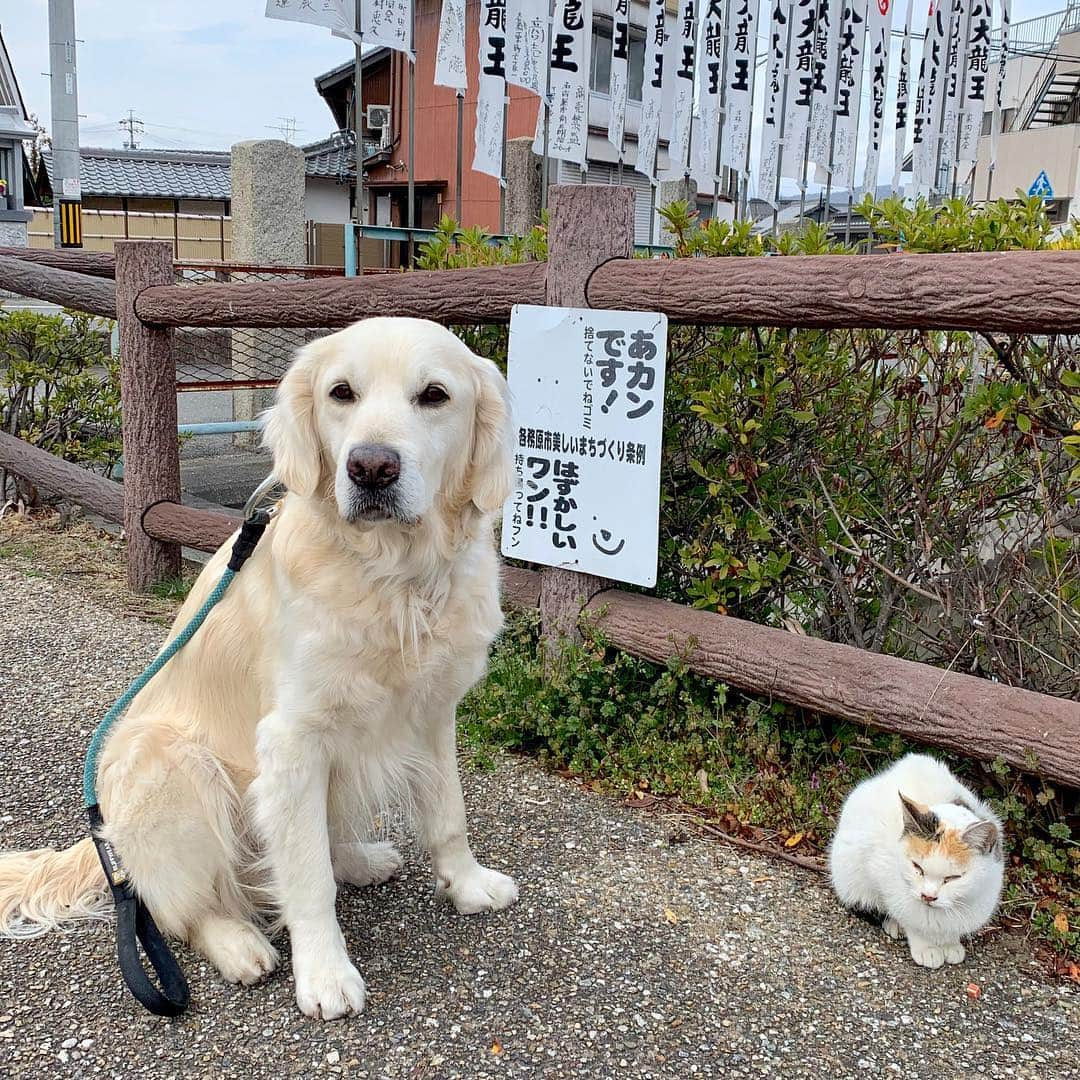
1, 0, 1073, 191
2, 2, 352, 151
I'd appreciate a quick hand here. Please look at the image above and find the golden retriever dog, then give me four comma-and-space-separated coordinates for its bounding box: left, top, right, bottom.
0, 317, 518, 1019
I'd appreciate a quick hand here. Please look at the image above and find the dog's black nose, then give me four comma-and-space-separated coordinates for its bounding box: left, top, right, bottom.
347, 445, 401, 489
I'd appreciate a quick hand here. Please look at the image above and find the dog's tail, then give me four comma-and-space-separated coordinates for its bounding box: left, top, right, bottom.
0, 840, 110, 938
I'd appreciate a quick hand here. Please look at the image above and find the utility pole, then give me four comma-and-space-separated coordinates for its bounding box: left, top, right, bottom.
119, 108, 143, 149
47, 0, 82, 248
351, 0, 364, 275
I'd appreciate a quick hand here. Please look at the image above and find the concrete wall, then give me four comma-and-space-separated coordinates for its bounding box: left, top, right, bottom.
974, 124, 1080, 203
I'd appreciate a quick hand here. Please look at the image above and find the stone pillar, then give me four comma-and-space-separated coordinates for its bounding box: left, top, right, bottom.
656, 177, 698, 247
229, 140, 307, 445
503, 137, 543, 237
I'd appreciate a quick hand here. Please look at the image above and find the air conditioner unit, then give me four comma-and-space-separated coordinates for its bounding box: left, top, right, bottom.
366, 105, 391, 132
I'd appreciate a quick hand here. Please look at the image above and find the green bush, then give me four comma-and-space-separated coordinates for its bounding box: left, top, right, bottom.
0, 308, 121, 491
422, 196, 1080, 698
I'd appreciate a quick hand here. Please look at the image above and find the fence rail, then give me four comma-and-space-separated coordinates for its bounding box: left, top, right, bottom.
0, 189, 1078, 791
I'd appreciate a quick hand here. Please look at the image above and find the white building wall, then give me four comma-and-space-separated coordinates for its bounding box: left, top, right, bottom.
304, 176, 351, 224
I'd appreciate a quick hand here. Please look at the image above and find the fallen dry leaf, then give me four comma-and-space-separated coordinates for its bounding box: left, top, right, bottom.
490, 1041, 504, 1056
663, 908, 679, 925
1053, 912, 1070, 935
784, 833, 804, 848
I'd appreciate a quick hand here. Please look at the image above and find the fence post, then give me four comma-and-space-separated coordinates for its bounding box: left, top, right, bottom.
539, 184, 637, 647
114, 239, 182, 591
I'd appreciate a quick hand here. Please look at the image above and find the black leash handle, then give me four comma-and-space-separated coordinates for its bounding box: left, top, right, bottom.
88, 804, 190, 1017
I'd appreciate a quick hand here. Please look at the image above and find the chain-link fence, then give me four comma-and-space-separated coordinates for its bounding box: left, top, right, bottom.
172, 262, 344, 391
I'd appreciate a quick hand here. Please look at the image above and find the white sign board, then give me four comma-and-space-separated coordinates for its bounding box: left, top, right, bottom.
61, 178, 81, 199
502, 305, 668, 588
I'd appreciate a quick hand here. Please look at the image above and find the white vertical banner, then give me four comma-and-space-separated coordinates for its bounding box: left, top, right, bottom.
719, 0, 758, 175
989, 0, 1011, 171
940, 0, 971, 174
861, 0, 893, 193
667, 0, 697, 174
269, 0, 414, 57
362, 0, 415, 55
831, 0, 867, 190
475, 0, 508, 179
533, 0, 593, 170
758, 0, 793, 206
609, 0, 632, 154
892, 0, 914, 189
781, 0, 818, 179
956, 0, 992, 164
808, 0, 842, 168
911, 0, 945, 196
636, 0, 669, 179
266, 0, 351, 34
508, 0, 549, 96
435, 0, 468, 90
695, 0, 726, 177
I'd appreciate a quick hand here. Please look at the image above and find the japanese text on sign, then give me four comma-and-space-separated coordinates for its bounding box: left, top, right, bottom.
502, 306, 668, 588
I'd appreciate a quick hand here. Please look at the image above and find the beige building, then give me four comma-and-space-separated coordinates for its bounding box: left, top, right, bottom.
974, 10, 1080, 222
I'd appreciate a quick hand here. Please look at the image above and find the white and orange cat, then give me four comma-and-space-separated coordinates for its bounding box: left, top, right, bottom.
829, 753, 1004, 969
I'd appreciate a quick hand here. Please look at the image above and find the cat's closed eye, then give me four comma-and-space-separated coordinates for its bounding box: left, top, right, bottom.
912, 862, 923, 875
944, 874, 961, 883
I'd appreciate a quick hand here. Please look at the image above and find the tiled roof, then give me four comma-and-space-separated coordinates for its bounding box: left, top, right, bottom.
302, 137, 384, 182
40, 141, 383, 200
42, 147, 231, 200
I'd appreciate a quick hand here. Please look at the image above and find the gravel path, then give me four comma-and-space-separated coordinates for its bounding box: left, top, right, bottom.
0, 562, 1077, 1079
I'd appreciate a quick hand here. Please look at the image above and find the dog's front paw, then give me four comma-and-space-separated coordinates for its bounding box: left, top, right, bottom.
293, 952, 366, 1020
438, 864, 519, 915
909, 942, 946, 970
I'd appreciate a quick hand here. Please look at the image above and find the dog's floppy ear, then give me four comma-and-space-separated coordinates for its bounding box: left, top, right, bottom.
262, 345, 322, 497
467, 353, 514, 514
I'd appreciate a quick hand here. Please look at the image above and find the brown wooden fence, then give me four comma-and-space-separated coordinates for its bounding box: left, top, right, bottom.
1, 186, 1078, 789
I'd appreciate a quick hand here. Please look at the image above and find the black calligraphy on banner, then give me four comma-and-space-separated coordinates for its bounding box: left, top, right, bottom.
720, 0, 758, 174
636, 0, 669, 179
533, 0, 592, 168
957, 0, 991, 162
474, 0, 506, 177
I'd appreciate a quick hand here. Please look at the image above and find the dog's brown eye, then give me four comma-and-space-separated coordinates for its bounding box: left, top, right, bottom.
418, 384, 449, 407
329, 383, 354, 402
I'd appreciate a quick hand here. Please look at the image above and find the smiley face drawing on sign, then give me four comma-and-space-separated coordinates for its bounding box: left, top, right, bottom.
592, 527, 626, 557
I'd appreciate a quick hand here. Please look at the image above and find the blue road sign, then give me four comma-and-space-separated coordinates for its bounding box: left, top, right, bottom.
1028, 170, 1054, 199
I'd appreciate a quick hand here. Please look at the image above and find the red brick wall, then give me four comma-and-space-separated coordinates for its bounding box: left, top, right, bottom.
365, 0, 542, 230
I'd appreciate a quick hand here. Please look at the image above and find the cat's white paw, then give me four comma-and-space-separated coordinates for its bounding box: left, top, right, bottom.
909, 942, 947, 969
438, 864, 519, 914
333, 840, 403, 887
943, 942, 966, 965
882, 916, 902, 941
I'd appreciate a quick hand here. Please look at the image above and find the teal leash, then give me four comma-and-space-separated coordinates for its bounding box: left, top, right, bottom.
82, 567, 236, 808
85, 484, 278, 1018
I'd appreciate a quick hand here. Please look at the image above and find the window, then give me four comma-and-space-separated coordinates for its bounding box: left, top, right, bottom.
590, 19, 646, 103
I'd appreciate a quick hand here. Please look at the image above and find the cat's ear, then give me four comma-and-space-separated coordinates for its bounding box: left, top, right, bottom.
899, 793, 938, 840
962, 820, 1000, 857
